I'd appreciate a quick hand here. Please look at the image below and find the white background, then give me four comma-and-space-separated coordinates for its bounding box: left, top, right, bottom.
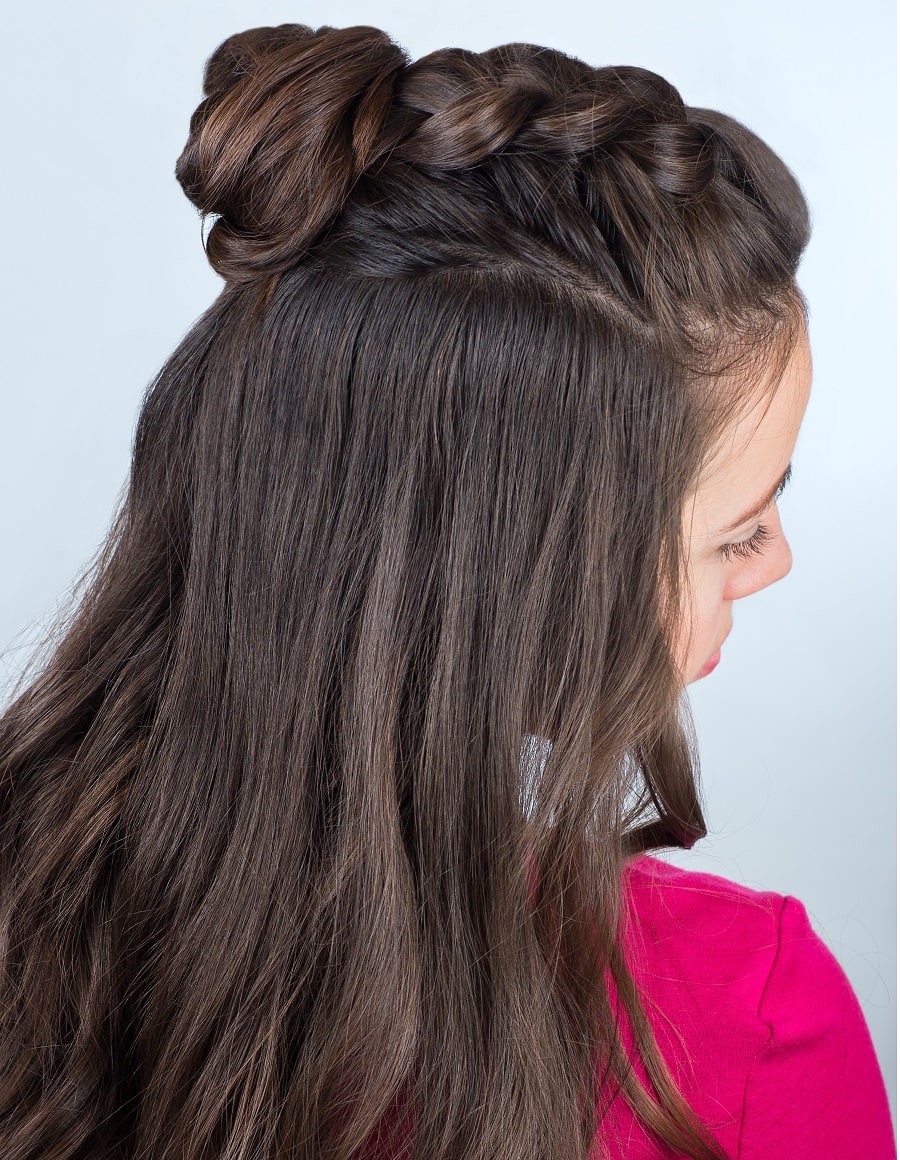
1, 0, 895, 1118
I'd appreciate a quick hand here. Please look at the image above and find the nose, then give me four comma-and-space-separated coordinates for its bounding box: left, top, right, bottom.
724, 514, 793, 602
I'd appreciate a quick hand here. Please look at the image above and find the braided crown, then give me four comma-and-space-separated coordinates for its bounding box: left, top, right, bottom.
175, 22, 808, 316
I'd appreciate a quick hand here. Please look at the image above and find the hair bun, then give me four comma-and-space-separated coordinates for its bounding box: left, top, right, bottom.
175, 23, 407, 282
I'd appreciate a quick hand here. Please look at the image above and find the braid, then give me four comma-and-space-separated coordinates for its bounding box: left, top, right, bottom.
393, 47, 693, 175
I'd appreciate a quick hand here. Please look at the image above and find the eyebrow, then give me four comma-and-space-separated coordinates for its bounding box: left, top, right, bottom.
715, 463, 793, 537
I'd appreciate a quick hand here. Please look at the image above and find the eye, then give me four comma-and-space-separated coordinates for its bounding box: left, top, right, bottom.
721, 523, 775, 562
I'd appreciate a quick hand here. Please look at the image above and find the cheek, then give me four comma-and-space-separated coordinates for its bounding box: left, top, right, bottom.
678, 564, 727, 679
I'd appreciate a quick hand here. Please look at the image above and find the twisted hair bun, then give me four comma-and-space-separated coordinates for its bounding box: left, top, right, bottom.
175, 24, 407, 282
176, 23, 809, 310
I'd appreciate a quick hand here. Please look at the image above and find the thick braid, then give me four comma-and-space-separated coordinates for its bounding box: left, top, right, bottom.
393, 46, 703, 187
385, 51, 804, 324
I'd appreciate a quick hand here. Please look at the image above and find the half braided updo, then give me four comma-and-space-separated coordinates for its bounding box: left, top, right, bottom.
176, 23, 806, 334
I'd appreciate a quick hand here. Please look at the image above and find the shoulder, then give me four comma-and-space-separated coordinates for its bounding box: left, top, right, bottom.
600, 856, 786, 1154
620, 853, 863, 1050
614, 855, 895, 1159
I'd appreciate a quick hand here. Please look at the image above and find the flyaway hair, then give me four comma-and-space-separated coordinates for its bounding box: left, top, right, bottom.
0, 23, 809, 1160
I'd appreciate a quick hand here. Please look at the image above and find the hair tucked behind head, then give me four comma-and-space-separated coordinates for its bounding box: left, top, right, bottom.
0, 22, 808, 1160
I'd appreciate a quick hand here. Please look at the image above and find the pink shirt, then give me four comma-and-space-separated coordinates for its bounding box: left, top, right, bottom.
599, 854, 895, 1158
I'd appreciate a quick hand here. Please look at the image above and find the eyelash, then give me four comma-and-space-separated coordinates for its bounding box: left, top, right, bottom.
721, 523, 775, 562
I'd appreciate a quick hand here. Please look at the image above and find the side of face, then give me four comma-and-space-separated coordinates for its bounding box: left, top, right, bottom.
677, 328, 814, 684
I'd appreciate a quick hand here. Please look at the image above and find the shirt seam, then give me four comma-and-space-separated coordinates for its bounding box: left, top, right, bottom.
735, 892, 788, 1160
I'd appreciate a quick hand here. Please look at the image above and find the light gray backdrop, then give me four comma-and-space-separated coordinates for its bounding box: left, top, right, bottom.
1, 0, 895, 1118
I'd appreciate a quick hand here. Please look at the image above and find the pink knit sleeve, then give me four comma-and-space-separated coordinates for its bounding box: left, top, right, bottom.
738, 895, 895, 1159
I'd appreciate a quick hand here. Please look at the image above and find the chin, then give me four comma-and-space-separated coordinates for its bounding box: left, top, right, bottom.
693, 649, 722, 681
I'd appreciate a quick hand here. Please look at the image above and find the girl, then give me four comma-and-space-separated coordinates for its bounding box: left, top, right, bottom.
0, 22, 892, 1160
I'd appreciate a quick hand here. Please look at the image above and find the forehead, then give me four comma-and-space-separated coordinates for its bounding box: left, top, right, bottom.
689, 329, 813, 529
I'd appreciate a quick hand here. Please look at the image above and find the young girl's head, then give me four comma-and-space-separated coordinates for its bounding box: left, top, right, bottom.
172, 19, 810, 784
0, 23, 811, 1160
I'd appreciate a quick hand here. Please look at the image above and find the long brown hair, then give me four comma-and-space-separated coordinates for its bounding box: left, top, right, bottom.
0, 24, 809, 1160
